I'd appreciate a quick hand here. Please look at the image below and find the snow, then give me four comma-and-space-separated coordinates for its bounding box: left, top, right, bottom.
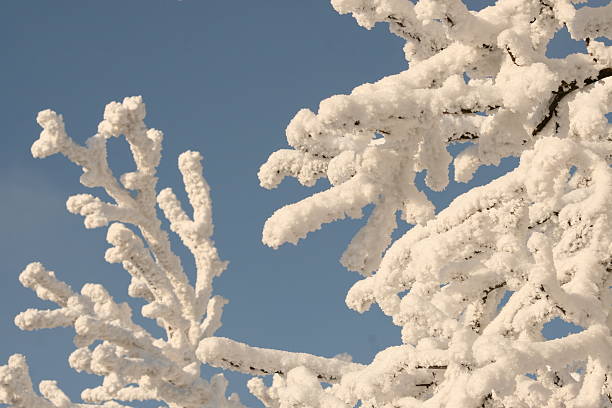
2, 1, 611, 407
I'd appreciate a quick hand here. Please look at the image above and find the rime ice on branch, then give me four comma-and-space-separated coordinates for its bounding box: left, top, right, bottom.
252, 0, 612, 406
2, 0, 612, 407
0, 97, 242, 408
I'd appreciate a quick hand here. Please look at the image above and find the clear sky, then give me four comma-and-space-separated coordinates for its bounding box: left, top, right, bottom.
0, 1, 599, 407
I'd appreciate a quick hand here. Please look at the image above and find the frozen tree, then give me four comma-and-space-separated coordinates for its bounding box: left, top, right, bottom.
1, 0, 612, 407
0, 97, 242, 408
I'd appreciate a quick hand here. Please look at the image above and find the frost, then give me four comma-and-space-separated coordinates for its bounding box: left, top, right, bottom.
2, 1, 612, 407
3, 97, 241, 408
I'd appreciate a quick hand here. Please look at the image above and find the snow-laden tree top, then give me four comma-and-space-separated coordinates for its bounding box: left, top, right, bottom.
1, 0, 611, 407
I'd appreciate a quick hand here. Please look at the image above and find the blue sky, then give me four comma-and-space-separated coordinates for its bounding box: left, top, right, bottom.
0, 1, 599, 407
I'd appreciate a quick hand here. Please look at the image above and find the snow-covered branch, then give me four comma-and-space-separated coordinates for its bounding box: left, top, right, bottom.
256, 1, 612, 406
260, 0, 612, 280
3, 1, 612, 407
1, 97, 242, 408
197, 337, 363, 383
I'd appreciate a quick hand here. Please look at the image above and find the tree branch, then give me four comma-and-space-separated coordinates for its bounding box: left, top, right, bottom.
197, 337, 364, 383
532, 68, 612, 137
